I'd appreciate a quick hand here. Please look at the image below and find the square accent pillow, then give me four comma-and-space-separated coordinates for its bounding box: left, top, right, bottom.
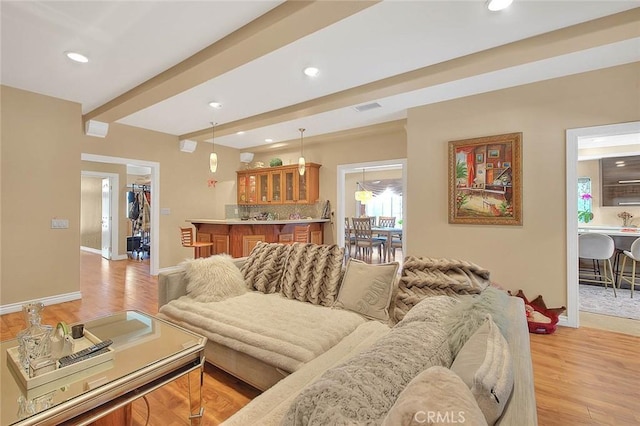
241, 242, 292, 293
381, 366, 488, 426
182, 254, 246, 302
450, 314, 514, 425
334, 259, 399, 321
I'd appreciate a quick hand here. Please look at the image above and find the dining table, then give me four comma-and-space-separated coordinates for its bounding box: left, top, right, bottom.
371, 226, 403, 262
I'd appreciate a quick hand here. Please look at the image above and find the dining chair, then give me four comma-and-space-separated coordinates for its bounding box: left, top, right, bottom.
351, 217, 383, 263
179, 227, 214, 259
378, 216, 396, 228
344, 217, 356, 259
578, 233, 616, 297
619, 237, 640, 298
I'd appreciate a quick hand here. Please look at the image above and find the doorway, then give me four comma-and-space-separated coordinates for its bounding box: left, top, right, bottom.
337, 159, 407, 252
81, 153, 160, 275
80, 171, 120, 260
566, 121, 640, 328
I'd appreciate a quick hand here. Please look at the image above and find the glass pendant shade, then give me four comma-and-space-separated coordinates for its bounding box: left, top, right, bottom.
298, 128, 306, 175
298, 156, 306, 176
209, 153, 218, 173
354, 168, 372, 203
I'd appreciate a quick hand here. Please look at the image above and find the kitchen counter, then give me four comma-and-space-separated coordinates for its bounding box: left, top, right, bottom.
578, 225, 640, 237
187, 218, 329, 257
187, 218, 330, 225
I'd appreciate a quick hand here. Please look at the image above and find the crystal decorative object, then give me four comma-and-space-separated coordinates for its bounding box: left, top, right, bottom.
17, 302, 53, 373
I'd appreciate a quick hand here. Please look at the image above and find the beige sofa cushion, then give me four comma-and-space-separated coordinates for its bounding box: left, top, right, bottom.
280, 243, 344, 306
241, 242, 292, 293
334, 259, 399, 321
382, 366, 488, 426
182, 254, 246, 302
451, 315, 514, 425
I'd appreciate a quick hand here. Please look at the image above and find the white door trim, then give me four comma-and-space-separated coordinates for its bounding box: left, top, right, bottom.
565, 121, 640, 328
82, 154, 160, 275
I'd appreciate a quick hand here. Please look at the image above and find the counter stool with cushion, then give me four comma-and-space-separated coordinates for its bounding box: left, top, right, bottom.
578, 233, 617, 297
619, 237, 640, 298
180, 227, 214, 259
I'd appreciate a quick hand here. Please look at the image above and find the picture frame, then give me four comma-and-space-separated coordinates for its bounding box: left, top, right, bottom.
476, 153, 484, 163
448, 132, 522, 225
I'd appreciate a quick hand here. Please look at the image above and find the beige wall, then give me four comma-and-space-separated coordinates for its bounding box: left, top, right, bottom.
80, 177, 102, 250
251, 123, 407, 244
407, 62, 640, 309
1, 86, 82, 305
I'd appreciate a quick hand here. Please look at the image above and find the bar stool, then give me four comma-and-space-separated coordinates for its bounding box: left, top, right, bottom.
179, 227, 213, 259
578, 233, 616, 297
619, 237, 640, 298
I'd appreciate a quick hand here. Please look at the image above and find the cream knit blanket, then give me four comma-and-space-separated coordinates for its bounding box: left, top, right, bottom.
158, 292, 366, 373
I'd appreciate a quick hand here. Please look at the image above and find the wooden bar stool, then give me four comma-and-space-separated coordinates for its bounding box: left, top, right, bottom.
179, 227, 213, 258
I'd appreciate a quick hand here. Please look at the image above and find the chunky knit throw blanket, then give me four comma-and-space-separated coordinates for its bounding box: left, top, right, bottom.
394, 256, 490, 322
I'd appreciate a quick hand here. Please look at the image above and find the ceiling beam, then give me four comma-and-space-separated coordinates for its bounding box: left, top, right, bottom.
83, 0, 379, 124
180, 7, 640, 142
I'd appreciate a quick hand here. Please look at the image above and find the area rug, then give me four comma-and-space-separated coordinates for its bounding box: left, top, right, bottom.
579, 284, 640, 320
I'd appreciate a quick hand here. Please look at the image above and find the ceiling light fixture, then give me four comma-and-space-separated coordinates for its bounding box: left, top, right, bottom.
209, 122, 218, 173
355, 169, 373, 204
298, 128, 306, 176
65, 51, 88, 63
265, 138, 273, 143
236, 131, 245, 135
208, 101, 223, 109
486, 0, 513, 11
303, 67, 320, 77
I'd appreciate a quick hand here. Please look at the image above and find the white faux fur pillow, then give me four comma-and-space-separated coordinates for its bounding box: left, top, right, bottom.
183, 254, 246, 302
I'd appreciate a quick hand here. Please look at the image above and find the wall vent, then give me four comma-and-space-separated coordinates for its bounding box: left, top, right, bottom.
354, 102, 382, 112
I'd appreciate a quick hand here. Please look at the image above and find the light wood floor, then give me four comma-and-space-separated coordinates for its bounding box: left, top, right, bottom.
2, 251, 639, 425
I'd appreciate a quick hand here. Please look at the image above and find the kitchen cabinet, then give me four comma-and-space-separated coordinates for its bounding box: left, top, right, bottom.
601, 156, 640, 206
238, 163, 320, 205
237, 171, 258, 204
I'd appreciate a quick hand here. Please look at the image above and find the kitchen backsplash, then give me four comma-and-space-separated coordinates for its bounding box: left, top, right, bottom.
225, 201, 328, 220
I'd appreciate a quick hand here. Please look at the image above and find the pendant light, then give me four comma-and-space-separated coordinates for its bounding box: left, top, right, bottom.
209, 121, 218, 173
298, 128, 306, 175
354, 168, 373, 204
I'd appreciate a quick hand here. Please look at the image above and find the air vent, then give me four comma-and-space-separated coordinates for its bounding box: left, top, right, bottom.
354, 102, 382, 112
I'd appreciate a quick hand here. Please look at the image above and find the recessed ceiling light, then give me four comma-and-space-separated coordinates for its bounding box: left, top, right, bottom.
65, 51, 88, 63
208, 101, 223, 109
303, 67, 320, 77
265, 138, 273, 143
236, 131, 245, 135
486, 0, 513, 11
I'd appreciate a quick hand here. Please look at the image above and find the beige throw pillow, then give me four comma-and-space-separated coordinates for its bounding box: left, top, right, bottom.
382, 366, 488, 426
183, 254, 246, 302
450, 315, 514, 425
334, 259, 399, 321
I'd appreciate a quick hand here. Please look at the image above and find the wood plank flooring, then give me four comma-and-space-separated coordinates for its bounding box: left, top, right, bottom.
2, 251, 639, 425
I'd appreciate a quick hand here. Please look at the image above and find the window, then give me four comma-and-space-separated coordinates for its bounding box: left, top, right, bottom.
578, 177, 593, 223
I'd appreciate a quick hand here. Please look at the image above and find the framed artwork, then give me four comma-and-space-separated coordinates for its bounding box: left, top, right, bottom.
476, 153, 484, 163
448, 132, 522, 225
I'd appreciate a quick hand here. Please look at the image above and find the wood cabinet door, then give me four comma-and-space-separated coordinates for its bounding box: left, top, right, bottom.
212, 235, 230, 255
283, 169, 298, 203
242, 235, 265, 257
270, 171, 283, 203
257, 172, 269, 204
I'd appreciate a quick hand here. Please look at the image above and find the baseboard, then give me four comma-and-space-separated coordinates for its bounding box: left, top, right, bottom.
558, 314, 576, 328
80, 246, 102, 255
0, 292, 82, 315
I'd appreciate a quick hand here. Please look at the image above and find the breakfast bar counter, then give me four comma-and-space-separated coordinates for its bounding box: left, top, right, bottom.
187, 218, 329, 258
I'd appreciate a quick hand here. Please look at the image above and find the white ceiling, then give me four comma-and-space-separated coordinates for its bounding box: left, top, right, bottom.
2, 1, 639, 150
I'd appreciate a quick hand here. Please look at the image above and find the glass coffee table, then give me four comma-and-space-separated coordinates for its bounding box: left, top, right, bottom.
1, 311, 207, 425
